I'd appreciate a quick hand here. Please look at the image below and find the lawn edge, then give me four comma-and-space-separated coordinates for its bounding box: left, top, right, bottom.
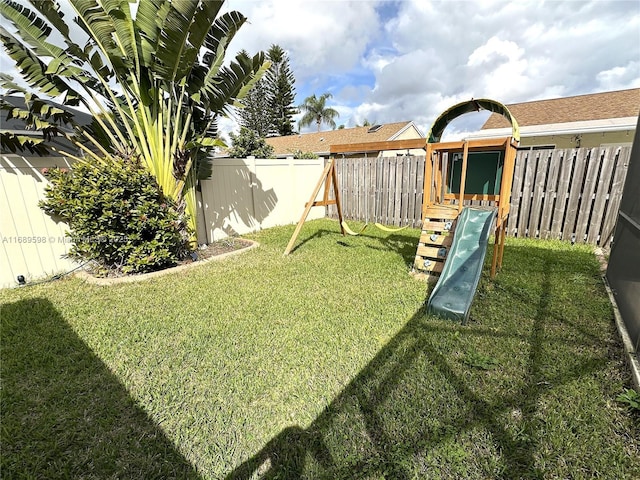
74, 239, 260, 286
602, 275, 640, 391
595, 248, 640, 391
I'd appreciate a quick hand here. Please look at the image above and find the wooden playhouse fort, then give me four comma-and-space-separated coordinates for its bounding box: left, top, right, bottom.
284, 99, 520, 323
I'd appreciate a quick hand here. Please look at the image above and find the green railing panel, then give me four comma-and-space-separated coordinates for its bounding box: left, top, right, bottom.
447, 151, 503, 196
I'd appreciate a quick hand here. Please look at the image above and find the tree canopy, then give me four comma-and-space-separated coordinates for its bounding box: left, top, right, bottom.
228, 127, 274, 158
238, 72, 271, 138
298, 93, 339, 132
265, 44, 296, 136
238, 43, 296, 137
0, 0, 268, 246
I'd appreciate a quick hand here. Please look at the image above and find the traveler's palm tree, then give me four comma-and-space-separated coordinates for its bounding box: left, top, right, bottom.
0, 0, 269, 245
298, 93, 339, 132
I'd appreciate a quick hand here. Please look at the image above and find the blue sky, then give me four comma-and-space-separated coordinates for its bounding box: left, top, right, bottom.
221, 0, 640, 139
2, 0, 639, 141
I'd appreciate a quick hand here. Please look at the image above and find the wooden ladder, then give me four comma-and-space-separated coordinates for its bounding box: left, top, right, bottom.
412, 204, 460, 282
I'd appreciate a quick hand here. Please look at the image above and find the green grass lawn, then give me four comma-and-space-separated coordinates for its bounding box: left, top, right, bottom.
2, 218, 639, 479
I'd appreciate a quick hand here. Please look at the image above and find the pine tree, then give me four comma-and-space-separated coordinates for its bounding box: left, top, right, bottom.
238, 77, 271, 138
265, 45, 297, 136
237, 44, 297, 137
228, 127, 274, 158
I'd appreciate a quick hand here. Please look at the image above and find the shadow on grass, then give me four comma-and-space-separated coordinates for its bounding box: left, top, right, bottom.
227, 243, 619, 479
289, 223, 419, 266
367, 230, 420, 265
1, 298, 201, 479
287, 229, 337, 255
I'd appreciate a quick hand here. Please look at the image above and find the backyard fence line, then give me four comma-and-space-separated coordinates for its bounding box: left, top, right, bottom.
0, 146, 630, 289
328, 145, 631, 247
1, 155, 324, 288
199, 157, 325, 242
0, 155, 78, 289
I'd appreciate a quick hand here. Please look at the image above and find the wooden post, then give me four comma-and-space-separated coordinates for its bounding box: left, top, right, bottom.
422, 143, 434, 217
500, 139, 517, 220
498, 218, 508, 269
434, 151, 443, 205
331, 159, 345, 234
490, 220, 501, 279
433, 150, 442, 205
495, 139, 518, 273
457, 141, 469, 213
283, 159, 343, 255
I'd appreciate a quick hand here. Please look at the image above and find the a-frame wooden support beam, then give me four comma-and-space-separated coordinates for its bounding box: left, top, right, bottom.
283, 158, 345, 255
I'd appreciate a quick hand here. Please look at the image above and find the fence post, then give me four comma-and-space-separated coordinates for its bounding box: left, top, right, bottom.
328, 146, 630, 246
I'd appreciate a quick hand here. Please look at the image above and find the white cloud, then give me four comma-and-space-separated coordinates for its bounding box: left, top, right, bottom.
597, 61, 640, 91
225, 0, 380, 80
467, 37, 523, 67
4, 0, 639, 142
343, 0, 640, 136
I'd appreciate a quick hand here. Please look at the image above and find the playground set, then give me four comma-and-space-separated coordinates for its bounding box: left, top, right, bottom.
284, 99, 520, 323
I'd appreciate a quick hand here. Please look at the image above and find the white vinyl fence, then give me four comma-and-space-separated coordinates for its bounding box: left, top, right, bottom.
1, 155, 78, 288
0, 155, 325, 288
199, 157, 325, 242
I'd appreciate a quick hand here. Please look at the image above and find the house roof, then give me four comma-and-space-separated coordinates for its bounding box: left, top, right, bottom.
1, 95, 93, 132
265, 121, 421, 156
1, 95, 94, 155
481, 88, 640, 130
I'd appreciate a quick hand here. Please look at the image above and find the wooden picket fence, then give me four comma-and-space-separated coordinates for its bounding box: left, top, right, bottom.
328, 145, 631, 246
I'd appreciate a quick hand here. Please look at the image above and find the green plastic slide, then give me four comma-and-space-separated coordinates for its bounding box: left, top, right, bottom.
427, 207, 497, 323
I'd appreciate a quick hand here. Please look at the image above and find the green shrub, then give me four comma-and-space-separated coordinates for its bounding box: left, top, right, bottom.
40, 153, 191, 275
227, 127, 274, 158
290, 149, 318, 159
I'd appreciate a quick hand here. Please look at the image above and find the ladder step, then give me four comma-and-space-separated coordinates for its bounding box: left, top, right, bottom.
416, 245, 448, 259
419, 233, 453, 247
423, 206, 459, 219
413, 205, 461, 280
413, 257, 444, 273
411, 271, 441, 283
421, 220, 456, 232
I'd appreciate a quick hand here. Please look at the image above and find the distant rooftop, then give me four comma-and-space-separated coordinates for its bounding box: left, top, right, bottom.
482, 88, 640, 130
266, 121, 421, 157
1, 95, 94, 155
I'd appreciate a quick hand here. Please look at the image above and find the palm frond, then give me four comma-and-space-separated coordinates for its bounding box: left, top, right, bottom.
1, 0, 62, 57
28, 0, 85, 59
136, 0, 170, 68
203, 10, 245, 58
0, 72, 25, 92
152, 0, 199, 82
182, 1, 225, 75
1, 0, 89, 82
2, 95, 75, 127
102, 0, 140, 78
70, 0, 128, 71
198, 51, 268, 117
0, 27, 83, 104
0, 132, 50, 155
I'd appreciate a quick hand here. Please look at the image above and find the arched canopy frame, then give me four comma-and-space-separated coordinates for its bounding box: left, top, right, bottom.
427, 98, 520, 143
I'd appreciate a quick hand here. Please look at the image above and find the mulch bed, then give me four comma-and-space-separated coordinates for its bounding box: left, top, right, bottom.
187, 238, 255, 263
77, 238, 257, 283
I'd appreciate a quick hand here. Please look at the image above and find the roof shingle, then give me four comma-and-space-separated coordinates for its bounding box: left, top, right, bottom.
266, 121, 416, 156
481, 88, 640, 129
